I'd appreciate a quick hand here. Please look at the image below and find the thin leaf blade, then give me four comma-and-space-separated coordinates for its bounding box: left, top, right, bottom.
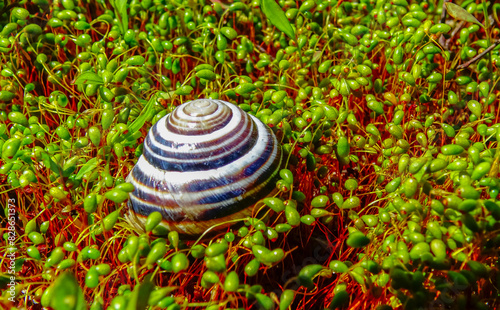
126, 276, 154, 310
42, 152, 62, 175
74, 72, 104, 86
116, 0, 129, 33
118, 95, 158, 144
50, 272, 87, 310
261, 0, 295, 39
445, 2, 483, 28
75, 157, 99, 180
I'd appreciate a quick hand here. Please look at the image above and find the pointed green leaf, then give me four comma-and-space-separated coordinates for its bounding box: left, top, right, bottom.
14, 258, 25, 272
50, 272, 87, 310
445, 2, 483, 28
75, 158, 99, 180
261, 0, 295, 39
42, 153, 62, 175
74, 72, 104, 86
119, 95, 158, 144
115, 0, 129, 34
126, 276, 154, 310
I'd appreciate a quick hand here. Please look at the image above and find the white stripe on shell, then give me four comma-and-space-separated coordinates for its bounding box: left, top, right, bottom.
127, 120, 279, 216
154, 101, 244, 145
144, 110, 253, 164
173, 99, 227, 121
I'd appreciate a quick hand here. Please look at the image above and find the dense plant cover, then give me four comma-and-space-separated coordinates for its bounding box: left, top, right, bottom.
0, 0, 499, 309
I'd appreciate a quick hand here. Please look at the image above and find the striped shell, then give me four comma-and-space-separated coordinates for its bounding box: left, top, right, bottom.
125, 99, 282, 235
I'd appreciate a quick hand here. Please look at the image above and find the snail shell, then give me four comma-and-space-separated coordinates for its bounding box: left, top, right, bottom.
125, 99, 282, 235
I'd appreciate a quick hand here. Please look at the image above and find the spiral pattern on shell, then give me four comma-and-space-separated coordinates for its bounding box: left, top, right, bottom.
125, 99, 282, 235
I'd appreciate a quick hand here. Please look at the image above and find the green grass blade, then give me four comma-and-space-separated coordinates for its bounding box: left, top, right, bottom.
75, 158, 99, 180
445, 2, 484, 28
74, 72, 104, 86
261, 0, 295, 39
50, 272, 87, 310
116, 0, 129, 33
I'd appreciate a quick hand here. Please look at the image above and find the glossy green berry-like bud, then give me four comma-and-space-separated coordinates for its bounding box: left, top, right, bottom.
205, 241, 229, 258
145, 211, 162, 232
262, 197, 285, 212
220, 27, 237, 40
245, 259, 260, 277
171, 252, 189, 273
297, 264, 323, 289
84, 193, 97, 213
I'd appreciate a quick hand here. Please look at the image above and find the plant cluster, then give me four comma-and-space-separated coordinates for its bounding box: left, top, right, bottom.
0, 0, 499, 309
